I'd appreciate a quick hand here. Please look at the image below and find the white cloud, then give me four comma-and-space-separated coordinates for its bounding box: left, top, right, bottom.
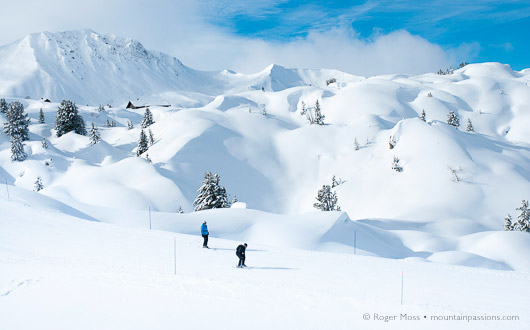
169, 27, 476, 76
0, 0, 477, 76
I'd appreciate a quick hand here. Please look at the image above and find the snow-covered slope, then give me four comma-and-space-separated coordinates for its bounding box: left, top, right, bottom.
1, 30, 530, 276
1, 189, 529, 330
1, 30, 530, 329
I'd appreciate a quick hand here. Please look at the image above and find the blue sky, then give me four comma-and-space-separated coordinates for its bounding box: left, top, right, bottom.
201, 0, 530, 70
0, 0, 528, 74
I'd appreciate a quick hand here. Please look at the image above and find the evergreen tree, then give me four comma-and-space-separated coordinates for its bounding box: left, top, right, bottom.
42, 138, 48, 149
213, 173, 228, 208
299, 101, 307, 116
466, 118, 474, 132
89, 123, 101, 145
34, 176, 44, 192
313, 185, 340, 211
314, 100, 325, 125
0, 98, 7, 114
447, 111, 460, 128
392, 156, 403, 172
10, 136, 26, 161
145, 153, 152, 163
232, 195, 238, 204
105, 119, 112, 128
419, 109, 426, 122
504, 214, 513, 231
141, 108, 154, 128
136, 129, 149, 156
3, 101, 30, 141
331, 175, 342, 188
55, 100, 86, 137
516, 200, 530, 232
148, 129, 155, 146
178, 206, 184, 214
97, 105, 105, 113
39, 108, 45, 123
193, 172, 229, 211
127, 120, 134, 130
354, 138, 360, 150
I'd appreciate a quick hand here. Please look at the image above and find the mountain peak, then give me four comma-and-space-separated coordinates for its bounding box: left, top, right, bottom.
0, 29, 195, 104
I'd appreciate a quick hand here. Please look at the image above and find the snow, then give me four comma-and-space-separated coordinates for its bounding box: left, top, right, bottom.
1, 29, 530, 329
1, 189, 529, 330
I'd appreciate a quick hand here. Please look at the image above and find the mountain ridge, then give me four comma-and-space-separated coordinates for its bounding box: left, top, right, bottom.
0, 29, 361, 105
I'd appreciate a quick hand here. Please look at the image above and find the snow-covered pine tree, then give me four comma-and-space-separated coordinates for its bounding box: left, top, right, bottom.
419, 109, 426, 122
314, 100, 325, 125
3, 101, 30, 141
145, 153, 152, 163
389, 136, 396, 149
447, 111, 460, 128
516, 200, 530, 232
10, 136, 26, 161
354, 138, 360, 150
193, 172, 229, 211
34, 176, 44, 192
178, 206, 184, 214
111, 120, 117, 127
331, 175, 337, 188
213, 173, 228, 208
0, 98, 7, 114
313, 185, 340, 211
55, 100, 86, 137
89, 123, 101, 145
504, 214, 514, 231
105, 119, 112, 128
466, 118, 474, 132
39, 109, 45, 123
141, 108, 154, 128
299, 101, 307, 116
392, 156, 402, 172
148, 129, 155, 146
42, 138, 48, 149
127, 120, 134, 130
232, 195, 238, 204
136, 129, 149, 156
97, 105, 105, 113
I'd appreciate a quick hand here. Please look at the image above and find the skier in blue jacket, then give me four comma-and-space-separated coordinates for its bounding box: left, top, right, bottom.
201, 221, 209, 248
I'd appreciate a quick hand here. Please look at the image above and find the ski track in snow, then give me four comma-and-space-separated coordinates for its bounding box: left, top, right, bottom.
0, 279, 38, 297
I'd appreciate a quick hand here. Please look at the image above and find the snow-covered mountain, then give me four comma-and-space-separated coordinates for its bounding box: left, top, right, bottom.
1, 30, 530, 274
0, 30, 357, 105
2, 29, 530, 329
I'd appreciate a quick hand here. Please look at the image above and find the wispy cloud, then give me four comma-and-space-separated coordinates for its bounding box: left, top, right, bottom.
0, 0, 488, 75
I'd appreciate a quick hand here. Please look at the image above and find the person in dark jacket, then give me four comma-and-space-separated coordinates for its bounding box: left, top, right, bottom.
201, 221, 209, 248
236, 243, 247, 267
